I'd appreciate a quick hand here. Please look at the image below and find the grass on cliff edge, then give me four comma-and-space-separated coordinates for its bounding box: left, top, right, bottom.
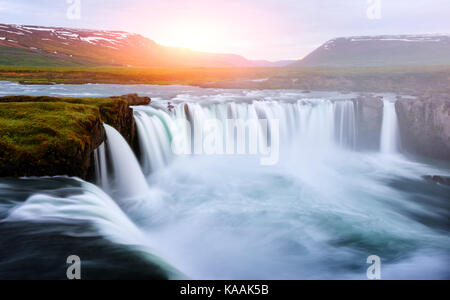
0, 96, 129, 125
0, 102, 99, 158
0, 96, 127, 172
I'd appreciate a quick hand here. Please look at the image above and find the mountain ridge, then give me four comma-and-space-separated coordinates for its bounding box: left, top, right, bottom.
293, 34, 450, 67
0, 24, 294, 68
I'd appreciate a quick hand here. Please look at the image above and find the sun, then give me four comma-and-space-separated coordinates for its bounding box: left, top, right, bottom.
158, 22, 227, 53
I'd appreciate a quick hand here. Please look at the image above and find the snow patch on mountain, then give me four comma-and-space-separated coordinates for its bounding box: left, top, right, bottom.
346, 35, 450, 43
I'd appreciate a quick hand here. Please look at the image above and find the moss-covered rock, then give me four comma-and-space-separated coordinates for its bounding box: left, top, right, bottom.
0, 95, 141, 178
0, 95, 136, 145
113, 94, 151, 106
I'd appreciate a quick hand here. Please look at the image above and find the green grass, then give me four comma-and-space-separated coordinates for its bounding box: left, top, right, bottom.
0, 65, 449, 91
0, 96, 130, 177
0, 96, 129, 125
0, 47, 96, 67
0, 102, 99, 158
0, 65, 283, 85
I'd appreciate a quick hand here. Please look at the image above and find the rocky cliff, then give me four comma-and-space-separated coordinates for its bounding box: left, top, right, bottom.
0, 94, 150, 179
396, 94, 450, 161
354, 94, 383, 150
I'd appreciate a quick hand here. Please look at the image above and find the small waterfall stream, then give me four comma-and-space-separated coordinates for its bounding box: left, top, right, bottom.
103, 124, 148, 198
380, 97, 401, 154
93, 143, 109, 192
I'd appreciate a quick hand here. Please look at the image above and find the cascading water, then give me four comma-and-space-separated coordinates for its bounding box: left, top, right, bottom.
1, 177, 184, 279
93, 143, 109, 192
128, 95, 448, 280
103, 124, 148, 198
334, 100, 356, 149
1, 84, 449, 280
380, 97, 401, 154
132, 99, 358, 172
133, 107, 175, 174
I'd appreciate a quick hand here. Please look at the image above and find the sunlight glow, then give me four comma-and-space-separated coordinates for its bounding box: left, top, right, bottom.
157, 22, 229, 53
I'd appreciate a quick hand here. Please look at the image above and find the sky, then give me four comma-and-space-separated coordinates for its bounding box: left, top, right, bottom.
0, 0, 449, 61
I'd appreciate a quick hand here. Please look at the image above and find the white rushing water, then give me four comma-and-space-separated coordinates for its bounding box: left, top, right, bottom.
104, 124, 149, 198
93, 143, 109, 192
132, 99, 358, 172
380, 97, 400, 154
134, 107, 175, 174
2, 178, 184, 279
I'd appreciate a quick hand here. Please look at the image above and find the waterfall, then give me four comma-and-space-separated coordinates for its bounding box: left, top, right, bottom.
172, 99, 356, 151
93, 143, 109, 192
380, 98, 400, 154
104, 124, 149, 198
134, 107, 175, 174
133, 99, 358, 170
334, 100, 356, 149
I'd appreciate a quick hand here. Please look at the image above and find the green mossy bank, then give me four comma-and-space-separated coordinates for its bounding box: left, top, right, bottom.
0, 94, 150, 179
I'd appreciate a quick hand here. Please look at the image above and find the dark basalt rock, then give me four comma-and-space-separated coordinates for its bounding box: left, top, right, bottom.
71, 118, 105, 179
113, 94, 151, 106
99, 99, 136, 146
423, 175, 450, 186
396, 93, 450, 161
354, 94, 383, 150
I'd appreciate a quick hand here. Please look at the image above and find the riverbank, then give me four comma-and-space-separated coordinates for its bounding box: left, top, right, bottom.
1, 65, 450, 95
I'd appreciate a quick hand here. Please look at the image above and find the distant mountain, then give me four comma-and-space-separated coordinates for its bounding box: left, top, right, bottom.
293, 35, 450, 67
0, 24, 293, 68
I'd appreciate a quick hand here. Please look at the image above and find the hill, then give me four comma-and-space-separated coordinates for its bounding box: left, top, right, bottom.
293, 35, 450, 67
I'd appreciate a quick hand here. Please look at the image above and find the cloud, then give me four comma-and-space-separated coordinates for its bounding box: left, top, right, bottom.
0, 1, 9, 11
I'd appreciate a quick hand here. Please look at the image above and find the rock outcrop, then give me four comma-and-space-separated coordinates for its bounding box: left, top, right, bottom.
354, 95, 383, 150
113, 94, 151, 106
68, 119, 105, 179
0, 95, 150, 179
98, 99, 136, 146
396, 94, 450, 161
423, 175, 450, 186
